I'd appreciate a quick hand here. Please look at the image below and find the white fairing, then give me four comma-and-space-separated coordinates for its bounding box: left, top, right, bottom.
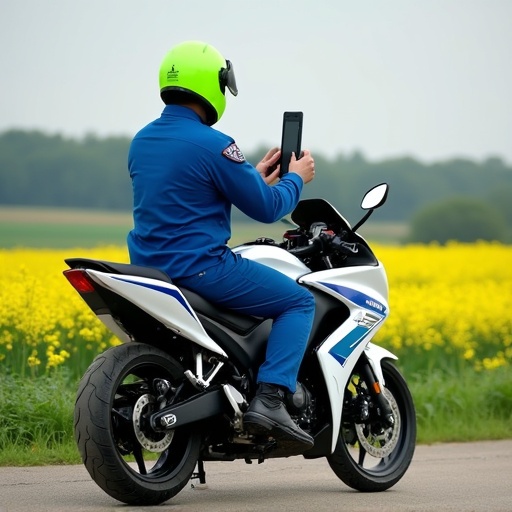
234, 244, 394, 453
300, 265, 390, 452
86, 270, 227, 357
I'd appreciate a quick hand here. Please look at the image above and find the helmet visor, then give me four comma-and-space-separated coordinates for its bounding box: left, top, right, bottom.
220, 60, 238, 97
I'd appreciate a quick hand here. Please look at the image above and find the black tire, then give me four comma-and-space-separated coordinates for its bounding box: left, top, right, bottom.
327, 360, 416, 491
74, 342, 201, 505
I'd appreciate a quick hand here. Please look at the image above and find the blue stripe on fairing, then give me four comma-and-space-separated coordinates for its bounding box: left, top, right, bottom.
329, 325, 369, 367
110, 276, 195, 318
319, 282, 387, 316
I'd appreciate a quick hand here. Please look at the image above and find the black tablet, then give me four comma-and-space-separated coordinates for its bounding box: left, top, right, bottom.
279, 111, 303, 178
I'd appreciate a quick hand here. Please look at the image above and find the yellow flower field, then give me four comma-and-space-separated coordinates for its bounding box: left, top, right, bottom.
0, 243, 511, 379
0, 246, 129, 378
378, 242, 512, 373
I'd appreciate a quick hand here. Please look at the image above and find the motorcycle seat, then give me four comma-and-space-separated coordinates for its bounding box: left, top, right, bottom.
65, 258, 172, 283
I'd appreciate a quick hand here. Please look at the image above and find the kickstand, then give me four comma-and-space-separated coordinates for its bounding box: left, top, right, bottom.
191, 459, 208, 489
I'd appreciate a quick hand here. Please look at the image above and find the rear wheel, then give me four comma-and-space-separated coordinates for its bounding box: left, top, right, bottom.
327, 360, 416, 491
74, 342, 201, 505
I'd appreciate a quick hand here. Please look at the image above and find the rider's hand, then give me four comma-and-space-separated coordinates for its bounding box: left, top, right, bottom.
256, 147, 281, 184
289, 149, 315, 184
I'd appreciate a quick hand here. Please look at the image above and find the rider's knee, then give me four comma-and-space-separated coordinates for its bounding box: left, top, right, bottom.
291, 287, 315, 316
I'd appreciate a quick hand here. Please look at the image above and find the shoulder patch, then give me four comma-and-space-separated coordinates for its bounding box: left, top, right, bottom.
222, 143, 246, 163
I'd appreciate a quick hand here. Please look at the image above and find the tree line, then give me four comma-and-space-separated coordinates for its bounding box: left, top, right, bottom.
1, 129, 511, 241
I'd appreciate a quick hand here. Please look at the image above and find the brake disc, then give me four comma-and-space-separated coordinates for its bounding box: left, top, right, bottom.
355, 387, 401, 458
132, 394, 174, 453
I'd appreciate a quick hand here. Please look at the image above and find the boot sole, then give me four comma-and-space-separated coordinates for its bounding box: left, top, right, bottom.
243, 411, 314, 455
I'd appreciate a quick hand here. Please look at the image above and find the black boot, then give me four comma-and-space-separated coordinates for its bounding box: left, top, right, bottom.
243, 383, 314, 454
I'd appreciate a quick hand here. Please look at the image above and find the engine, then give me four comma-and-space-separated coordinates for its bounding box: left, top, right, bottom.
286, 382, 315, 430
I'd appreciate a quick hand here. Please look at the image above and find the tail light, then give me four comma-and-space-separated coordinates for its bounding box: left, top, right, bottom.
63, 269, 96, 293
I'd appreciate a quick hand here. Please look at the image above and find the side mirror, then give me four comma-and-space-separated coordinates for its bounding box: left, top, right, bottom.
361, 183, 389, 210
351, 183, 389, 232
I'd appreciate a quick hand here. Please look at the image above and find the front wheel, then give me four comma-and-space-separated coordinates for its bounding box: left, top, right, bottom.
327, 360, 416, 491
74, 342, 201, 505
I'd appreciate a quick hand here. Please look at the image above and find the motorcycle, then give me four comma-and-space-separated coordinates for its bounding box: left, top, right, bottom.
63, 182, 416, 505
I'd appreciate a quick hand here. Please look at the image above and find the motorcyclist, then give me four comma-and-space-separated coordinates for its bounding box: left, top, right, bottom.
127, 40, 316, 453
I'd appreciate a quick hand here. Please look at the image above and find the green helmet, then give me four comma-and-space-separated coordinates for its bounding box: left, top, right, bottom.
159, 41, 238, 126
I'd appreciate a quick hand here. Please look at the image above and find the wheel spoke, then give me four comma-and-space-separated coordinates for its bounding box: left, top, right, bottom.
117, 381, 147, 399
133, 443, 147, 475
358, 444, 367, 466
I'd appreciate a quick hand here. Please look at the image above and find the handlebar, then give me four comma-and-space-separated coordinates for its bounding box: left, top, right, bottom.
287, 231, 359, 259
287, 237, 322, 258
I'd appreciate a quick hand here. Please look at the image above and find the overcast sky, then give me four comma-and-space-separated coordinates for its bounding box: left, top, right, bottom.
1, 0, 511, 163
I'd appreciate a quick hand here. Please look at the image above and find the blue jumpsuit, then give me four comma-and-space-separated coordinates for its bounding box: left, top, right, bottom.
127, 105, 315, 392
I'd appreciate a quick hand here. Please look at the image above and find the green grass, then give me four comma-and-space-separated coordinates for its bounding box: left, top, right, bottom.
0, 365, 510, 466
408, 366, 512, 444
0, 221, 405, 248
0, 372, 81, 465
0, 223, 130, 248
0, 206, 406, 248
0, 221, 287, 249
